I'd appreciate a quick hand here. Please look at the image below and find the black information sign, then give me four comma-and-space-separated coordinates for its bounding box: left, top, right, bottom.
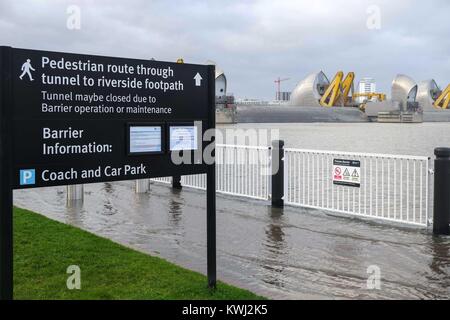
6, 48, 214, 188
0, 46, 216, 299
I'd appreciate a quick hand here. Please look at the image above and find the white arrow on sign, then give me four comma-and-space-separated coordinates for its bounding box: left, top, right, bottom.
194, 72, 203, 86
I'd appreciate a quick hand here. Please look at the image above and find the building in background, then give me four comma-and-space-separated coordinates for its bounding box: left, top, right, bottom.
357, 78, 376, 103
235, 98, 269, 106
276, 91, 291, 101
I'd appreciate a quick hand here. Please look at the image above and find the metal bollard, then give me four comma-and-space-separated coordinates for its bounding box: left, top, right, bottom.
271, 140, 284, 208
433, 148, 450, 235
135, 179, 149, 193
172, 175, 182, 189
66, 184, 84, 201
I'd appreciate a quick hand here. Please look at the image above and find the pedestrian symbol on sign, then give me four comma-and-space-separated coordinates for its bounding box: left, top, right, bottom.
19, 59, 35, 81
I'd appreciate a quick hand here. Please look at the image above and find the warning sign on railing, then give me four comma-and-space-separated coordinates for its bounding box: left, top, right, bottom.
333, 159, 361, 187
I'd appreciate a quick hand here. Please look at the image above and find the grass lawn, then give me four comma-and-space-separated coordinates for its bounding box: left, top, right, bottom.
13, 207, 264, 300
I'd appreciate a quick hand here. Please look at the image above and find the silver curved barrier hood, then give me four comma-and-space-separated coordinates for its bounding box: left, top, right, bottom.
391, 74, 417, 110
417, 79, 440, 110
206, 60, 227, 96
289, 71, 329, 107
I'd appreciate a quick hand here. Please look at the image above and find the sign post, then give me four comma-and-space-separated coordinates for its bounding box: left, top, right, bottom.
0, 46, 14, 301
206, 66, 216, 288
0, 46, 216, 299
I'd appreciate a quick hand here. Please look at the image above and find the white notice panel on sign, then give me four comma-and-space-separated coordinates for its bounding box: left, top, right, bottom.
332, 159, 361, 187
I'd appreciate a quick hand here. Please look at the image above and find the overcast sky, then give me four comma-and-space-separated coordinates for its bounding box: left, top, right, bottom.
1, 0, 449, 100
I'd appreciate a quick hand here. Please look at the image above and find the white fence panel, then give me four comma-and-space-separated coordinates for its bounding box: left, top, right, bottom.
150, 177, 172, 184
284, 148, 431, 226
215, 144, 271, 200
179, 144, 271, 201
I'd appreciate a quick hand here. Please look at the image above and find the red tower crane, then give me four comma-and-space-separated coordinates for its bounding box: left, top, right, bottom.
274, 77, 290, 100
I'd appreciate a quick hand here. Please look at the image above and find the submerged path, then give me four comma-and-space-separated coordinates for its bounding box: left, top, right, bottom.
15, 181, 450, 299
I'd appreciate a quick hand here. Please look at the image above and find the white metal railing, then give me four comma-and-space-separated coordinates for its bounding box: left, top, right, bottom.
152, 144, 271, 200
284, 148, 432, 226
221, 144, 271, 199
182, 174, 207, 190
151, 176, 172, 184
150, 144, 432, 227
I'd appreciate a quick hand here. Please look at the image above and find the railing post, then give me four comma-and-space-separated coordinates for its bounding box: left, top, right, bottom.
172, 175, 182, 189
66, 184, 84, 201
433, 148, 450, 235
271, 140, 284, 208
135, 179, 149, 193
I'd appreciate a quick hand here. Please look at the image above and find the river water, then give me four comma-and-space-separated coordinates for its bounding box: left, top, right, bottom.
14, 123, 450, 299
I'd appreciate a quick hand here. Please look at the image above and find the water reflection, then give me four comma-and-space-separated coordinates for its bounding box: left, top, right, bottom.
261, 207, 287, 288
133, 192, 150, 206
168, 189, 183, 227
102, 182, 115, 195
66, 199, 85, 226
102, 200, 118, 216
429, 236, 450, 278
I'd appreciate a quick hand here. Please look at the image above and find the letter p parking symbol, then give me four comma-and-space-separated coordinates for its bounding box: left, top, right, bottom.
20, 169, 35, 186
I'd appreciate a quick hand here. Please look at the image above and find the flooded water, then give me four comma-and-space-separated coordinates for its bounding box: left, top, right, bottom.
220, 122, 450, 157
14, 123, 450, 299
